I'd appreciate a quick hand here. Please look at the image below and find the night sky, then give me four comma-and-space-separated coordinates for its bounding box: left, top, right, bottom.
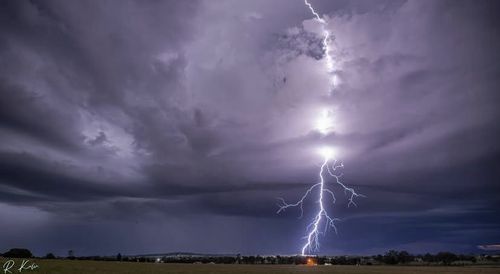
1, 0, 499, 256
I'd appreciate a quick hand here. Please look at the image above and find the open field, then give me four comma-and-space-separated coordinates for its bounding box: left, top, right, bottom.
2, 260, 500, 274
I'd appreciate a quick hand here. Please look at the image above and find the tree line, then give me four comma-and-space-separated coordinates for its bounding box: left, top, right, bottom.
2, 248, 499, 265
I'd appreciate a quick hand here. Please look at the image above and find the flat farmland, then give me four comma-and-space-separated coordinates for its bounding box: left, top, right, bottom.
4, 260, 500, 274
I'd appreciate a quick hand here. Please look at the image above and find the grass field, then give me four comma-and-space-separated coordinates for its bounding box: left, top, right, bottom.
2, 259, 500, 274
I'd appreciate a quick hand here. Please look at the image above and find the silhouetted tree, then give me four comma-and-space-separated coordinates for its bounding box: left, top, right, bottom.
383, 250, 399, 265
45, 253, 56, 259
436, 252, 457, 265
3, 248, 33, 258
397, 250, 413, 264
423, 253, 434, 263
116, 253, 122, 261
374, 254, 384, 263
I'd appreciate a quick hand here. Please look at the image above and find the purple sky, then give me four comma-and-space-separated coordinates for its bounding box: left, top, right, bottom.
1, 0, 499, 256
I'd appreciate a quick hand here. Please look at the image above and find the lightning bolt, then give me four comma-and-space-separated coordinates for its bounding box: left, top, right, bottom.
276, 0, 364, 256
304, 0, 334, 75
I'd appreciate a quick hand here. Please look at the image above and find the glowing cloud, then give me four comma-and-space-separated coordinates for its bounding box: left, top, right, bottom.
315, 109, 334, 135
318, 146, 335, 159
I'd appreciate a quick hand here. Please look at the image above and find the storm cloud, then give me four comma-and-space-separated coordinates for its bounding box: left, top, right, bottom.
0, 0, 499, 256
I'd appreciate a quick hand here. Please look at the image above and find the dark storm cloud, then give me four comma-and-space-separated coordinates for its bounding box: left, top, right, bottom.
0, 151, 143, 202
0, 0, 499, 255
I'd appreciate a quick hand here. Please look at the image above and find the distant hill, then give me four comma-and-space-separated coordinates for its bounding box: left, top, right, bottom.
129, 252, 237, 258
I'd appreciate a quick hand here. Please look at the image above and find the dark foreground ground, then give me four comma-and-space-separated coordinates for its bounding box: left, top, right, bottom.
3, 259, 500, 274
